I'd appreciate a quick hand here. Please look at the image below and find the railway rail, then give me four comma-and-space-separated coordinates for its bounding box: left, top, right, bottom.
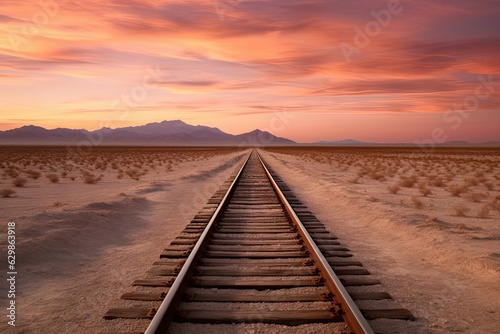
104, 150, 413, 333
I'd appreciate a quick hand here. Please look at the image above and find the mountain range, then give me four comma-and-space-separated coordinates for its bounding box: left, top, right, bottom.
0, 120, 295, 146
0, 120, 498, 146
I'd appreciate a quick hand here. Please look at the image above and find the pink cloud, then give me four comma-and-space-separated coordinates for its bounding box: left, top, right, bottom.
0, 0, 498, 142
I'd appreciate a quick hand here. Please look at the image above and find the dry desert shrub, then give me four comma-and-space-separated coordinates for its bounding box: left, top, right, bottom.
348, 176, 360, 184
357, 169, 369, 178
94, 162, 107, 170
0, 188, 15, 198
411, 196, 424, 209
426, 174, 437, 181
464, 191, 488, 203
12, 177, 27, 187
82, 173, 102, 184
63, 164, 74, 172
448, 184, 468, 197
4, 168, 19, 179
431, 177, 446, 187
385, 167, 398, 178
465, 177, 479, 187
453, 203, 471, 217
369, 171, 386, 181
399, 175, 418, 188
478, 204, 492, 218
477, 176, 488, 184
419, 186, 432, 197
475, 170, 485, 178
388, 184, 401, 194
444, 172, 455, 182
26, 170, 41, 179
46, 173, 59, 183
490, 199, 500, 212
483, 182, 494, 191
126, 169, 141, 180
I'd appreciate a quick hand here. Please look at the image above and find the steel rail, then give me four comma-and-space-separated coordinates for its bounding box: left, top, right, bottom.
144, 151, 252, 334
256, 151, 375, 334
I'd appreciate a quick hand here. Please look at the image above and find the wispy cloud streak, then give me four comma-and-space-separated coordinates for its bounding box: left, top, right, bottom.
0, 0, 498, 142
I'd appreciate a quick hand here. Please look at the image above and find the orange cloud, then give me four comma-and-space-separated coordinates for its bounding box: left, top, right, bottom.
0, 0, 499, 142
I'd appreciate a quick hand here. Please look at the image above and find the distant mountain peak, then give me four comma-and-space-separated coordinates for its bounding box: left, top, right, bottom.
0, 120, 295, 146
7, 125, 48, 134
157, 119, 186, 126
247, 129, 265, 134
315, 139, 365, 145
233, 129, 295, 146
19, 125, 46, 130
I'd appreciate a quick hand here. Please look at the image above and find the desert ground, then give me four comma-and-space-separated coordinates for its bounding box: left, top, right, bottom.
0, 146, 248, 333
0, 146, 499, 333
260, 147, 500, 333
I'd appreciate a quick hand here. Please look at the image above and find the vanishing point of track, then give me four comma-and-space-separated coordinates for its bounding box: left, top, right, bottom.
105, 150, 413, 333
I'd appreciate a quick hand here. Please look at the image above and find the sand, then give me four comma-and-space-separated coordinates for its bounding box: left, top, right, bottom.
1, 146, 499, 333
0, 148, 248, 333
259, 148, 500, 334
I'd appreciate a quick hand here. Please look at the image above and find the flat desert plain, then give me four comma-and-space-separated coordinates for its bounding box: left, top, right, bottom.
0, 146, 498, 334
260, 147, 500, 333
0, 146, 248, 333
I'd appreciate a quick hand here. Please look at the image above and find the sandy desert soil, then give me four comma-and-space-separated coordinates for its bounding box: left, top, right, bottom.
1, 146, 499, 334
260, 147, 500, 334
0, 146, 248, 333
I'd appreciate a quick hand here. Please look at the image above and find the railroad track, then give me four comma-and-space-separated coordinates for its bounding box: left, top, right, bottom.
104, 150, 413, 333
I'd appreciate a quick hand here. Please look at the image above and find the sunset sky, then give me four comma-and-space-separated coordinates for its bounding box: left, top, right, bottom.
1, 0, 499, 143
